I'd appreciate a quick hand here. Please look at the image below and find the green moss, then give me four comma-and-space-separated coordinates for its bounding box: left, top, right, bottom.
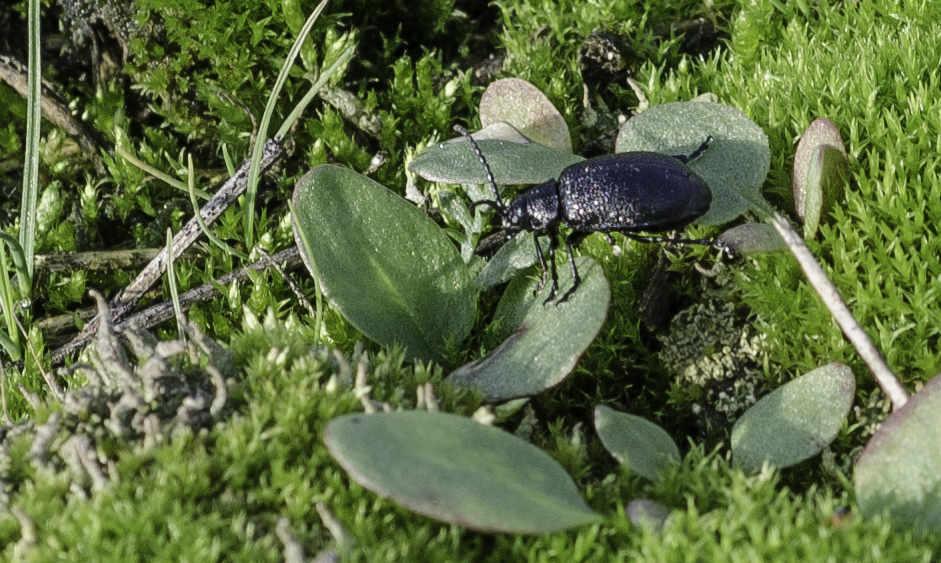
4, 314, 939, 560
2, 0, 941, 557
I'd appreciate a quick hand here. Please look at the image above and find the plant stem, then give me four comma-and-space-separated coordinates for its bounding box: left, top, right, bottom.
20, 0, 41, 281
770, 212, 909, 410
35, 249, 161, 272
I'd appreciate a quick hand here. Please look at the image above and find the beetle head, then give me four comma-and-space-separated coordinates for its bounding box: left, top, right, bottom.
502, 181, 559, 232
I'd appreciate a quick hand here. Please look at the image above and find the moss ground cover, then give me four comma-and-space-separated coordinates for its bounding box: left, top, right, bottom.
0, 0, 939, 559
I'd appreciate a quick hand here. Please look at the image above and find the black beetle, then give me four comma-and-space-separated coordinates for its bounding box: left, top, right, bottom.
455, 125, 715, 302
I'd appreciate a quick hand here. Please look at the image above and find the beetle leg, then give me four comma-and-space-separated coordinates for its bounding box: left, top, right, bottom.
672, 135, 714, 164
557, 232, 587, 303
542, 234, 560, 303
532, 234, 548, 295
470, 199, 503, 214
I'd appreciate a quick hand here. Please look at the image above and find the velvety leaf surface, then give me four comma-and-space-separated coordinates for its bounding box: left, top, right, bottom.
464, 120, 534, 144
448, 256, 609, 402
717, 223, 787, 255
324, 411, 602, 534
855, 373, 941, 532
792, 118, 848, 238
475, 231, 537, 290
594, 405, 680, 481
479, 77, 573, 153
408, 137, 584, 186
626, 498, 673, 531
731, 363, 855, 472
292, 164, 475, 361
616, 101, 771, 225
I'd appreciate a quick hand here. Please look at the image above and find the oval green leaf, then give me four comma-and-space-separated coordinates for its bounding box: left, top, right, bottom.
475, 231, 537, 290
448, 256, 609, 402
717, 223, 787, 255
479, 78, 572, 153
731, 363, 855, 473
292, 164, 476, 361
793, 118, 848, 239
594, 405, 680, 481
616, 101, 771, 225
626, 498, 673, 531
464, 120, 533, 144
324, 411, 602, 534
408, 138, 584, 186
855, 373, 941, 532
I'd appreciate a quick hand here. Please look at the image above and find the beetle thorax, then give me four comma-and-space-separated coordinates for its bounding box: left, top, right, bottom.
501, 181, 560, 232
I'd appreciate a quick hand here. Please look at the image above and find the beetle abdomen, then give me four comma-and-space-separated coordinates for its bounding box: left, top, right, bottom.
559, 152, 711, 232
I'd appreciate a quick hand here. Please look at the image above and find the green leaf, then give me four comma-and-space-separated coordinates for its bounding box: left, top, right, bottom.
626, 498, 673, 531
731, 363, 855, 473
716, 223, 787, 255
36, 182, 64, 235
324, 411, 602, 534
408, 137, 584, 186
792, 118, 849, 239
855, 373, 941, 532
475, 231, 537, 290
448, 256, 609, 402
292, 164, 476, 361
594, 406, 680, 481
463, 121, 533, 144
616, 101, 771, 225
479, 77, 572, 153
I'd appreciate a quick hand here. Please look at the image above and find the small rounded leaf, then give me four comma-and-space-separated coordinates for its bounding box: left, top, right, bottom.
292, 165, 475, 362
732, 363, 855, 472
616, 101, 771, 225
475, 232, 538, 290
717, 223, 787, 255
462, 120, 534, 144
324, 411, 602, 534
594, 405, 680, 481
793, 118, 848, 238
448, 256, 609, 402
626, 498, 673, 531
409, 138, 584, 186
855, 373, 941, 532
479, 78, 572, 153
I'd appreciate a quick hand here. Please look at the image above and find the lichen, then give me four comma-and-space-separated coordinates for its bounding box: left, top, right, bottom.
0, 296, 236, 510
659, 297, 767, 420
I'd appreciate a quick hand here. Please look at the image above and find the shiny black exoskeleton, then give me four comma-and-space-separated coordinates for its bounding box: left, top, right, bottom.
455, 125, 714, 302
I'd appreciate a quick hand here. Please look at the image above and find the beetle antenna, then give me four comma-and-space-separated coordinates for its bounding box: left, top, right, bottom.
453, 125, 504, 211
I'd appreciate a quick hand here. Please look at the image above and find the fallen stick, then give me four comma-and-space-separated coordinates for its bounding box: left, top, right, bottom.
53, 138, 286, 363
49, 246, 300, 365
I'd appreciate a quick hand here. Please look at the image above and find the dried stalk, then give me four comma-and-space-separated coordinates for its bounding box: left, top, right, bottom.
50, 245, 299, 367
770, 212, 908, 409
53, 138, 286, 363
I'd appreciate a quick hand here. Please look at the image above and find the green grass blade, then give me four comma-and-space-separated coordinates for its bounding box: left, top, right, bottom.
186, 154, 246, 260
275, 44, 356, 140
244, 0, 329, 248
0, 245, 20, 361
115, 146, 211, 200
166, 228, 186, 345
